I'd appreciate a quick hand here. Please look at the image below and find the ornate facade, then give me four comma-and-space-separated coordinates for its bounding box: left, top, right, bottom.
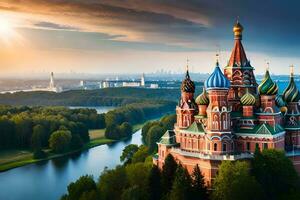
153, 21, 300, 186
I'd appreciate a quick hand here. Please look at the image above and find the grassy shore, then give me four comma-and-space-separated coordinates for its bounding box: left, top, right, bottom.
0, 120, 150, 172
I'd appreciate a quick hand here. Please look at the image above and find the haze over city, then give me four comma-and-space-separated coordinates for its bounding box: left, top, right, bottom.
0, 0, 300, 77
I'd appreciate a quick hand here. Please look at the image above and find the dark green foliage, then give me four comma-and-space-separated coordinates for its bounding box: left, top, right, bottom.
131, 145, 149, 163
0, 88, 179, 106
120, 144, 139, 164
147, 165, 162, 200
146, 125, 165, 153
142, 114, 176, 153
61, 175, 97, 200
191, 164, 208, 200
0, 106, 102, 150
31, 125, 45, 150
121, 185, 146, 200
169, 164, 193, 200
98, 166, 128, 200
119, 122, 133, 138
49, 130, 72, 153
33, 149, 47, 159
162, 154, 178, 193
105, 124, 120, 139
252, 149, 299, 199
70, 134, 84, 150
213, 161, 264, 200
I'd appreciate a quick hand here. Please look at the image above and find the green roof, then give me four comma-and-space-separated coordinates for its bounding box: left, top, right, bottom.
185, 122, 205, 133
236, 123, 284, 136
231, 111, 243, 118
157, 130, 177, 146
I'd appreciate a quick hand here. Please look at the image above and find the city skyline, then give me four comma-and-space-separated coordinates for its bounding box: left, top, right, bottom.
1, 1, 300, 76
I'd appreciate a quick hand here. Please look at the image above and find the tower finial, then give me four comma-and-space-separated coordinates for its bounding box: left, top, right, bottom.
233, 19, 243, 40
290, 65, 294, 77
186, 58, 189, 72
216, 53, 220, 65
266, 61, 270, 71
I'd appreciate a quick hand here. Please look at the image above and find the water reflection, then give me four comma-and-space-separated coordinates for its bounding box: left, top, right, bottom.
0, 129, 142, 200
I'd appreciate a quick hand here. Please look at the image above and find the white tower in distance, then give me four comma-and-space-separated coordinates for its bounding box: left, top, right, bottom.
141, 73, 145, 87
49, 72, 55, 89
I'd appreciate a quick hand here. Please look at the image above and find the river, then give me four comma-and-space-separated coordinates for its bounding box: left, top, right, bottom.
0, 106, 143, 200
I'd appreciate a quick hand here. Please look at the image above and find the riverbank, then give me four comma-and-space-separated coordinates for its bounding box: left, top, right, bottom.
0, 120, 148, 172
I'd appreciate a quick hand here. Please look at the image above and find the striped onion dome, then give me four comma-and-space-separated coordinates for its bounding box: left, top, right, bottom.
181, 70, 195, 93
196, 88, 209, 105
205, 61, 230, 90
240, 89, 256, 106
258, 70, 278, 95
275, 95, 286, 107
283, 75, 300, 103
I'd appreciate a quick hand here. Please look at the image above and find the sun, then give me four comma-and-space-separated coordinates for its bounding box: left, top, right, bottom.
0, 15, 17, 43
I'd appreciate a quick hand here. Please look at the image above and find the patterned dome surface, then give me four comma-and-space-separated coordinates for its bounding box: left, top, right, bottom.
240, 90, 256, 106
258, 70, 278, 95
196, 88, 209, 105
205, 62, 230, 90
275, 95, 286, 107
181, 70, 195, 93
283, 76, 300, 103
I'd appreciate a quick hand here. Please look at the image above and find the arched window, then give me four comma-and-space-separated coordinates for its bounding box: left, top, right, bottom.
222, 143, 227, 152
214, 143, 218, 151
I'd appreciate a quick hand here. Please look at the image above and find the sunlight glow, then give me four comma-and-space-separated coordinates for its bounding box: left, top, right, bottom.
0, 16, 14, 40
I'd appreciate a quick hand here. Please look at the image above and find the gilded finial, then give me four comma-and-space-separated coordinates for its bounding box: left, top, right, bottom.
233, 19, 243, 40
216, 53, 220, 65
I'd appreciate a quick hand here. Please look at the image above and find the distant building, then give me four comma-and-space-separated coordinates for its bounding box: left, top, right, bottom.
150, 84, 159, 89
141, 73, 145, 87
122, 82, 141, 87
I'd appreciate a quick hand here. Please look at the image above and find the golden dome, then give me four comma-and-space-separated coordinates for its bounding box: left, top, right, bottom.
233, 21, 243, 39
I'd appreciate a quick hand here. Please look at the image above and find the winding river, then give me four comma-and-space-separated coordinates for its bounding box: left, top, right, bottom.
0, 106, 143, 200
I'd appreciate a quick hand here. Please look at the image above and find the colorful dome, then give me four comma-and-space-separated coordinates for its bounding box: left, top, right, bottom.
181, 70, 195, 93
196, 88, 209, 105
283, 75, 300, 103
205, 61, 230, 90
275, 95, 286, 107
240, 89, 256, 106
258, 70, 278, 95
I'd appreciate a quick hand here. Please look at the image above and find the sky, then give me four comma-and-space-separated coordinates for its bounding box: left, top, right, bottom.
0, 0, 300, 77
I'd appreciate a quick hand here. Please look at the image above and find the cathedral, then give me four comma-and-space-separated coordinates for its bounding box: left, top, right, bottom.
153, 21, 300, 185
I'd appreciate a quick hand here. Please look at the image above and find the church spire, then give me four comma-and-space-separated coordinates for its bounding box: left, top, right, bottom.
228, 21, 248, 67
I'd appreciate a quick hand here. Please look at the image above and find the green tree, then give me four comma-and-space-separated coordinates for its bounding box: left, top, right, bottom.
146, 125, 165, 153
120, 144, 139, 165
31, 124, 45, 150
121, 185, 145, 200
125, 162, 151, 191
169, 164, 192, 200
105, 124, 120, 140
213, 161, 263, 200
147, 165, 162, 200
191, 164, 208, 199
131, 145, 149, 163
70, 134, 84, 150
162, 154, 178, 193
119, 122, 133, 138
98, 166, 128, 200
252, 149, 299, 199
61, 175, 97, 200
49, 130, 72, 153
160, 114, 176, 130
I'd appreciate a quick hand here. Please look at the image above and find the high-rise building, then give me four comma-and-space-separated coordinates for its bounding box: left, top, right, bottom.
141, 73, 145, 87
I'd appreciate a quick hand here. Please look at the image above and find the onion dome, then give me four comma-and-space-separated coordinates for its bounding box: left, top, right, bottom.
233, 21, 244, 39
196, 88, 209, 105
258, 70, 278, 95
275, 95, 286, 107
181, 69, 195, 93
240, 89, 256, 106
283, 67, 300, 103
205, 61, 230, 90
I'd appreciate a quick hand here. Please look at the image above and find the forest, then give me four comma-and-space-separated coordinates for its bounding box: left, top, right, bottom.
0, 100, 175, 159
0, 88, 185, 106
